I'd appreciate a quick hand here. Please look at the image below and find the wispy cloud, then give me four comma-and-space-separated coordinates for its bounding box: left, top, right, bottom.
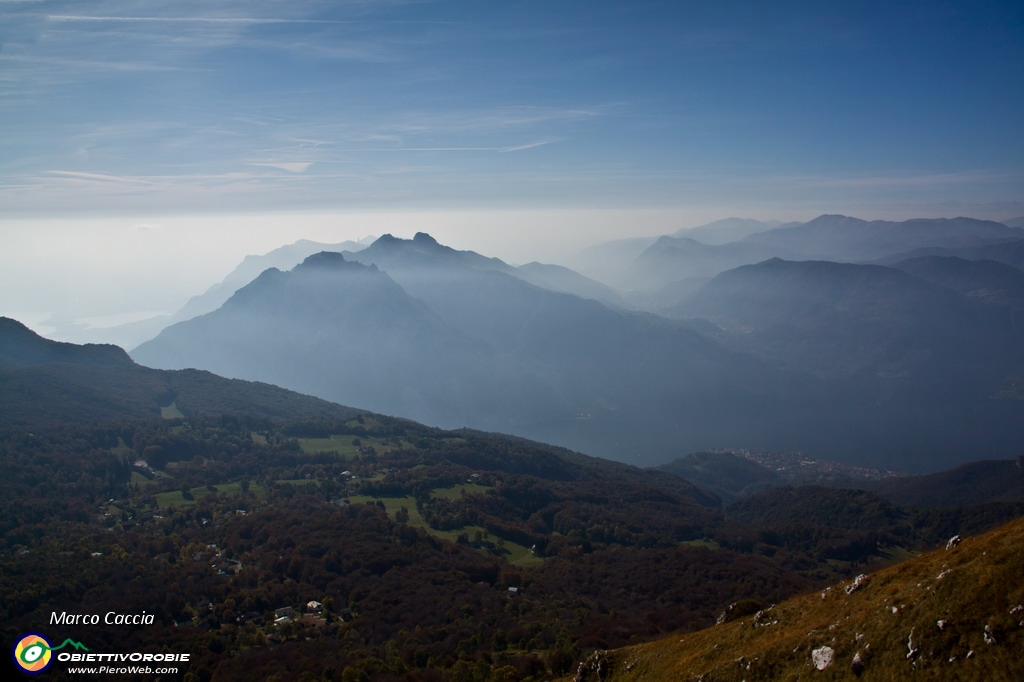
342, 147, 510, 153
249, 162, 313, 173
46, 15, 350, 25
46, 170, 157, 185
385, 106, 605, 135
500, 139, 559, 153
0, 6, 415, 88
337, 139, 558, 153
44, 168, 304, 183
1, 53, 195, 73
8, 1, 1014, 219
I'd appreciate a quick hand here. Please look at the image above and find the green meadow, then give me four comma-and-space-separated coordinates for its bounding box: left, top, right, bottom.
154, 482, 266, 508
297, 434, 393, 460
347, 483, 542, 566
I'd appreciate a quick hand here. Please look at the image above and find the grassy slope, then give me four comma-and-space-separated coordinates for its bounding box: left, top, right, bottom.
568, 516, 1024, 681
348, 482, 544, 566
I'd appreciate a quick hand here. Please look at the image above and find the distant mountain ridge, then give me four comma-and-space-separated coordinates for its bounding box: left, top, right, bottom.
132, 238, 820, 467
892, 255, 1024, 308
134, 251, 504, 429
587, 214, 1023, 294
513, 261, 631, 309
343, 231, 627, 309
878, 238, 1024, 272
128, 229, 1024, 471
170, 237, 374, 324
671, 217, 784, 244
627, 235, 787, 290
670, 257, 1020, 381
741, 214, 1022, 261
38, 237, 376, 350
567, 217, 782, 290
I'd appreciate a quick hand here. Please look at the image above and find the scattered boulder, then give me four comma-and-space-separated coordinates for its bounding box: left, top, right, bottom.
906, 628, 919, 660
845, 574, 869, 595
946, 535, 961, 550
575, 650, 611, 681
811, 646, 835, 670
851, 651, 866, 677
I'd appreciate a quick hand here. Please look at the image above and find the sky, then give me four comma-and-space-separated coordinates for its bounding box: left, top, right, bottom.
1, 0, 1023, 338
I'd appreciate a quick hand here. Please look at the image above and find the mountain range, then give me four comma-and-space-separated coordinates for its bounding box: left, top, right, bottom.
742, 214, 1020, 261
604, 214, 1024, 294
130, 215, 1024, 472
668, 257, 1021, 384
133, 239, 797, 467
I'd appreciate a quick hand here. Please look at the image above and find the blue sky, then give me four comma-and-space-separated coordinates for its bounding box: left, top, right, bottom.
3, 0, 1022, 214
1, 0, 1023, 334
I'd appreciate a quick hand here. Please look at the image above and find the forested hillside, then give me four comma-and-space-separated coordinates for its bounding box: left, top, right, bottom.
4, 317, 1024, 680
3, 413, 1020, 679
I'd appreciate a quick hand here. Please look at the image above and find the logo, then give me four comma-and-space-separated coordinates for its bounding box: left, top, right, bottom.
12, 634, 88, 674
13, 633, 52, 674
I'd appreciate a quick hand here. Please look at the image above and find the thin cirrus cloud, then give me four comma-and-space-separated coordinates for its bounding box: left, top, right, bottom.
249, 162, 314, 173
383, 107, 606, 135
46, 170, 158, 185
45, 14, 349, 24
338, 140, 559, 153
1, 53, 192, 73
0, 0, 1020, 218
2, 4, 607, 210
32, 12, 406, 69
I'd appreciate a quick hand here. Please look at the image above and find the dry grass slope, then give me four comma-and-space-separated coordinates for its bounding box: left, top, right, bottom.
568, 516, 1024, 681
